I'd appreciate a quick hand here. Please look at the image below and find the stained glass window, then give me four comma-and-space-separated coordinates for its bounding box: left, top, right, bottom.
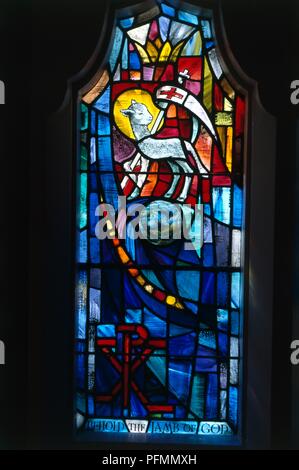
75, 0, 246, 440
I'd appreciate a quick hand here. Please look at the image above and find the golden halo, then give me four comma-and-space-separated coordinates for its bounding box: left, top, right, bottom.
113, 89, 164, 140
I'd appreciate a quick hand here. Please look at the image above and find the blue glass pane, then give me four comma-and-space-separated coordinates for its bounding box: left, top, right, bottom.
203, 243, 214, 267
206, 40, 215, 49
90, 268, 101, 288
176, 270, 200, 301
169, 333, 196, 356
159, 17, 170, 41
98, 137, 112, 171
190, 374, 205, 418
122, 39, 128, 69
185, 301, 198, 314
201, 20, 212, 38
217, 309, 228, 331
94, 86, 110, 113
76, 270, 87, 339
169, 324, 192, 337
89, 193, 98, 234
178, 10, 198, 25
98, 113, 111, 136
218, 332, 228, 356
204, 203, 211, 215
202, 272, 215, 304
142, 269, 164, 290
182, 31, 202, 56
229, 386, 238, 425
90, 237, 100, 263
79, 230, 87, 263
97, 324, 116, 337
199, 330, 216, 349
161, 3, 175, 17
169, 21, 195, 45
76, 355, 85, 389
89, 172, 97, 192
231, 273, 241, 309
129, 52, 141, 69
217, 272, 229, 307
169, 360, 192, 401
75, 341, 85, 353
206, 374, 217, 418
109, 27, 123, 72
88, 395, 94, 414
233, 184, 243, 227
95, 405, 112, 418
120, 17, 134, 28
90, 137, 96, 165
147, 355, 166, 387
231, 311, 239, 335
91, 110, 96, 134
99, 172, 119, 206
195, 356, 217, 373
144, 308, 167, 337
213, 187, 231, 224
131, 391, 147, 417
215, 223, 229, 266
90, 288, 101, 322
125, 308, 142, 324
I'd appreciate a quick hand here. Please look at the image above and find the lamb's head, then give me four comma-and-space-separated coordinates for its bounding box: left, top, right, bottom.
121, 100, 153, 126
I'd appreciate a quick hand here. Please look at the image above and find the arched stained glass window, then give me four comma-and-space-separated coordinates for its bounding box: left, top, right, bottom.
75, 0, 247, 441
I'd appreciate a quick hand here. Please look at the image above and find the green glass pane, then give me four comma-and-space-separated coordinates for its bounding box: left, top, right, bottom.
80, 173, 87, 229
80, 143, 88, 170
81, 103, 88, 131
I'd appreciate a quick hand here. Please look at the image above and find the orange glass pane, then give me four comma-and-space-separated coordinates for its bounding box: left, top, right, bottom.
82, 70, 109, 104
195, 128, 212, 170
167, 104, 177, 118
226, 126, 233, 171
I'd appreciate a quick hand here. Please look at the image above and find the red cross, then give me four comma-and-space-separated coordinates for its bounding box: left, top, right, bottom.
96, 324, 174, 415
159, 87, 184, 100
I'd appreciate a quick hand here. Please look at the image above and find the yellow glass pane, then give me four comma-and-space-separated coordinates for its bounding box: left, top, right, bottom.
82, 70, 109, 104
166, 296, 176, 306
203, 57, 213, 112
134, 43, 150, 64
146, 41, 159, 62
215, 112, 233, 126
159, 41, 172, 62
114, 89, 164, 139
137, 275, 146, 286
155, 38, 162, 49
217, 126, 226, 154
224, 98, 233, 111
221, 78, 235, 100
170, 41, 184, 62
226, 127, 233, 172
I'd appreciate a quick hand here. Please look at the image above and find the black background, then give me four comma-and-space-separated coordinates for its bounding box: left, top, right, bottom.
0, 0, 299, 450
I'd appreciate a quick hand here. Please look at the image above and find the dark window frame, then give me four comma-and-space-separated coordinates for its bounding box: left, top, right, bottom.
42, 0, 276, 450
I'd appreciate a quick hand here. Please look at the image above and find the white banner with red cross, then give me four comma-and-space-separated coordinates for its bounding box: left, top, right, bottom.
156, 85, 217, 139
